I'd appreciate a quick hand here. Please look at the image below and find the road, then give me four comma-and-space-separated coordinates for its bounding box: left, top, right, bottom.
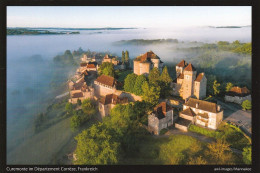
214, 98, 252, 136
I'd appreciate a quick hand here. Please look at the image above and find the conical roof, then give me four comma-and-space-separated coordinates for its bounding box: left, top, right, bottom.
184, 63, 196, 71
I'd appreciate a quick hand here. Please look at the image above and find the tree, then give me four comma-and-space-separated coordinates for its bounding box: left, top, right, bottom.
206, 138, 234, 164
98, 62, 115, 77
70, 115, 82, 131
65, 102, 73, 114
74, 124, 120, 165
82, 99, 96, 117
124, 73, 138, 93
142, 81, 160, 106
213, 80, 221, 95
77, 99, 82, 106
125, 50, 129, 63
121, 51, 125, 64
160, 66, 172, 84
148, 67, 160, 86
242, 146, 251, 164
206, 75, 217, 96
187, 156, 207, 165
226, 82, 234, 92
241, 100, 252, 110
133, 75, 147, 96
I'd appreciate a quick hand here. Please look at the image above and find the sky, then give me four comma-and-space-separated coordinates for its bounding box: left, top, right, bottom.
7, 6, 251, 28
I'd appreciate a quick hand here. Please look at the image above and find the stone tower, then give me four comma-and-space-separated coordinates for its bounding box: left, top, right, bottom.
182, 64, 197, 100
176, 60, 188, 77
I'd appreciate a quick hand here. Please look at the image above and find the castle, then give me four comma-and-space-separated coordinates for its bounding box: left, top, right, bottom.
173, 60, 207, 100
133, 51, 163, 75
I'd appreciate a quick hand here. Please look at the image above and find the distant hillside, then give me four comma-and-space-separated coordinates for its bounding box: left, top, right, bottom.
114, 39, 179, 45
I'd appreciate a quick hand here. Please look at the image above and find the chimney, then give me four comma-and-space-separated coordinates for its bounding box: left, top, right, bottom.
217, 105, 221, 112
196, 103, 199, 108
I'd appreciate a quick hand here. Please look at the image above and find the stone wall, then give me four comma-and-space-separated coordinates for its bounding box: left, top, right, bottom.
224, 95, 251, 105
175, 123, 189, 132
93, 82, 117, 97
133, 61, 140, 75
139, 62, 150, 75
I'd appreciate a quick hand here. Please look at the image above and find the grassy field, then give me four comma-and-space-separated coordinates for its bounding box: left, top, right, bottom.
189, 122, 251, 150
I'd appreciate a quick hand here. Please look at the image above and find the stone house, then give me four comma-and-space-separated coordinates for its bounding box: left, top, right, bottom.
102, 54, 120, 65
81, 54, 92, 63
172, 60, 207, 100
225, 86, 251, 104
133, 51, 163, 76
175, 98, 223, 131
94, 75, 120, 97
148, 102, 177, 135
98, 94, 129, 118
86, 63, 97, 71
68, 81, 94, 104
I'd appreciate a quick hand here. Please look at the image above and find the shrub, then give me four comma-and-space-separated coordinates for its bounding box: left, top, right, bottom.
242, 146, 251, 164
160, 128, 168, 135
241, 100, 251, 110
189, 125, 223, 138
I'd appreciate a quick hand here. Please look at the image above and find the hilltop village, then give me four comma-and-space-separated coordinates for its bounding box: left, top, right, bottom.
65, 51, 251, 164
68, 50, 251, 136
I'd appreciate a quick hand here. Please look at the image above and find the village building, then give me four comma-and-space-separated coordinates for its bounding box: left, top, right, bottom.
172, 60, 207, 100
175, 98, 223, 131
98, 94, 129, 117
81, 54, 92, 63
225, 86, 251, 104
93, 75, 121, 97
133, 51, 164, 75
90, 55, 103, 64
68, 81, 94, 104
86, 63, 97, 71
102, 54, 120, 65
148, 102, 177, 135
102, 54, 125, 70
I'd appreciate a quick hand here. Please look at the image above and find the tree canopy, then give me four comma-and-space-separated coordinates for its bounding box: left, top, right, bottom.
148, 67, 160, 86
241, 100, 251, 110
121, 51, 125, 64
242, 146, 251, 164
225, 82, 234, 92
124, 73, 138, 93
213, 80, 221, 95
133, 75, 147, 96
98, 62, 115, 77
142, 81, 160, 106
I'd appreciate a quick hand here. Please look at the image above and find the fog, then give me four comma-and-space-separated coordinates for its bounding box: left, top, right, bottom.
7, 26, 251, 163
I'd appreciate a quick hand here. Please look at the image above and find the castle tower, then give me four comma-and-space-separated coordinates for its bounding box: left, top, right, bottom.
176, 60, 188, 77
182, 63, 197, 100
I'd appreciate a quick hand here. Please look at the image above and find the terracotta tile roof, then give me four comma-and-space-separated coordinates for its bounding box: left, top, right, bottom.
87, 64, 96, 68
95, 75, 118, 88
71, 91, 83, 98
134, 51, 160, 62
184, 63, 196, 71
226, 86, 250, 97
80, 62, 88, 67
181, 108, 196, 117
184, 98, 218, 113
195, 73, 204, 82
177, 73, 184, 79
153, 102, 173, 119
177, 60, 188, 67
99, 94, 128, 105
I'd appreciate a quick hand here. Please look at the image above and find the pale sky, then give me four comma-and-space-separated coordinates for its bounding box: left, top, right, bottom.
7, 6, 251, 28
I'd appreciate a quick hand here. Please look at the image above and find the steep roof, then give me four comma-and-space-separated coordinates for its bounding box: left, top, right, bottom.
184, 63, 196, 71
184, 98, 219, 113
99, 94, 128, 105
153, 102, 173, 119
177, 73, 184, 79
71, 91, 83, 98
80, 62, 88, 67
134, 51, 160, 62
177, 60, 188, 67
181, 108, 196, 117
226, 86, 250, 97
87, 64, 96, 68
195, 73, 205, 82
104, 54, 116, 59
95, 75, 118, 87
